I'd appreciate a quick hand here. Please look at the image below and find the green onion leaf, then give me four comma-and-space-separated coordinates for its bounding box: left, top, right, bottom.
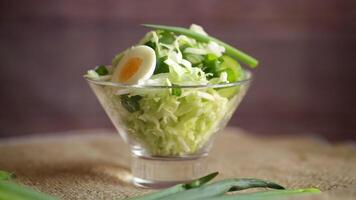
0, 180, 58, 200
142, 24, 259, 68
203, 54, 221, 79
128, 172, 321, 200
0, 170, 15, 181
171, 84, 182, 96
183, 54, 204, 67
120, 95, 142, 112
94, 65, 109, 76
159, 31, 176, 44
154, 56, 170, 74
162, 178, 285, 200
144, 41, 156, 50
183, 172, 219, 189
204, 188, 321, 200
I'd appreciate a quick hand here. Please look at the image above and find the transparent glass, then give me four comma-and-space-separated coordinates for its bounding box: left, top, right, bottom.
85, 71, 252, 188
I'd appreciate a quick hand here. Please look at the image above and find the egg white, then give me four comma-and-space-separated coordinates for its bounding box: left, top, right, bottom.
112, 45, 156, 84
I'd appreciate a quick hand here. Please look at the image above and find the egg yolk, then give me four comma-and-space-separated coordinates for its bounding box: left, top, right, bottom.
119, 57, 143, 82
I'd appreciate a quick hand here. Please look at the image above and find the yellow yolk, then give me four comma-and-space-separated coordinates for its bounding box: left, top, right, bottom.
111, 45, 156, 84
119, 57, 143, 82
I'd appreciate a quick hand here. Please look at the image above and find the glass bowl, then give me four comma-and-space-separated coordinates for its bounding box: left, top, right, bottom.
85, 70, 252, 188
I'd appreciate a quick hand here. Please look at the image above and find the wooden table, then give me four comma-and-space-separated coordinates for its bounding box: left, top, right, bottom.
0, 128, 355, 199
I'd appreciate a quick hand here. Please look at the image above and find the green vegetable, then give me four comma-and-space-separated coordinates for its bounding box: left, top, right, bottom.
171, 84, 182, 96
216, 55, 244, 98
121, 94, 143, 112
94, 65, 109, 76
159, 31, 176, 44
144, 40, 156, 50
204, 188, 321, 200
219, 55, 243, 82
144, 36, 169, 75
129, 172, 218, 200
183, 54, 204, 67
159, 178, 284, 200
0, 170, 15, 181
243, 188, 321, 199
143, 24, 259, 68
0, 180, 57, 200
128, 172, 321, 200
216, 85, 240, 99
203, 54, 221, 78
154, 56, 169, 74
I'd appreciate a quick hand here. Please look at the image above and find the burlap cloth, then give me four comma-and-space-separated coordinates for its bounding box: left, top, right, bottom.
0, 127, 355, 200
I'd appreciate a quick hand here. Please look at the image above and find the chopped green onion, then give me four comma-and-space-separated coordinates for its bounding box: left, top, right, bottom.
154, 56, 169, 74
159, 31, 175, 44
171, 84, 182, 96
203, 54, 221, 79
94, 65, 109, 76
120, 95, 142, 112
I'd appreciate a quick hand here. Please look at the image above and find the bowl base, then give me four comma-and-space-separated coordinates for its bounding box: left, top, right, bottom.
131, 154, 208, 189
132, 177, 185, 189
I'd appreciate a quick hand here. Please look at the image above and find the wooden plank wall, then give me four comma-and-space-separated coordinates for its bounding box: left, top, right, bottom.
0, 0, 355, 140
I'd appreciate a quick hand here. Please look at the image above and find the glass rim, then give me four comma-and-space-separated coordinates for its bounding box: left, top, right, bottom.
85, 70, 253, 89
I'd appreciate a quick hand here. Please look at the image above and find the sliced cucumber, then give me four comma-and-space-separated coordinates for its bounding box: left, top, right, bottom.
217, 56, 244, 98
217, 85, 240, 99
219, 55, 243, 82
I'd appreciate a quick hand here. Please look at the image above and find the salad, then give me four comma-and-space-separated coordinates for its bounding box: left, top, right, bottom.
85, 24, 257, 156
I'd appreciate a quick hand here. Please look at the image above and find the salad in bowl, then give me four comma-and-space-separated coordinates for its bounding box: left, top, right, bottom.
84, 24, 257, 187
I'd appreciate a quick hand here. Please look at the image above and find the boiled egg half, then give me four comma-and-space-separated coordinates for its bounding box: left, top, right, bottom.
112, 45, 156, 84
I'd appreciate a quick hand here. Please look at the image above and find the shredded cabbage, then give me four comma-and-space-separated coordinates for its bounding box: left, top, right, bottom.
113, 86, 236, 156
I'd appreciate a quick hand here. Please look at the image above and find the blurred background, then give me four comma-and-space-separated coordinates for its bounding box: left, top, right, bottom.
0, 0, 355, 140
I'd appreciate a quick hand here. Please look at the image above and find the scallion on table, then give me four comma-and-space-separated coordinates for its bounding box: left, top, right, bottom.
128, 172, 321, 200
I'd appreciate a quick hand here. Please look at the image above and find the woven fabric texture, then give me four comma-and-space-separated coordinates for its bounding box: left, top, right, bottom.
0, 128, 355, 200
